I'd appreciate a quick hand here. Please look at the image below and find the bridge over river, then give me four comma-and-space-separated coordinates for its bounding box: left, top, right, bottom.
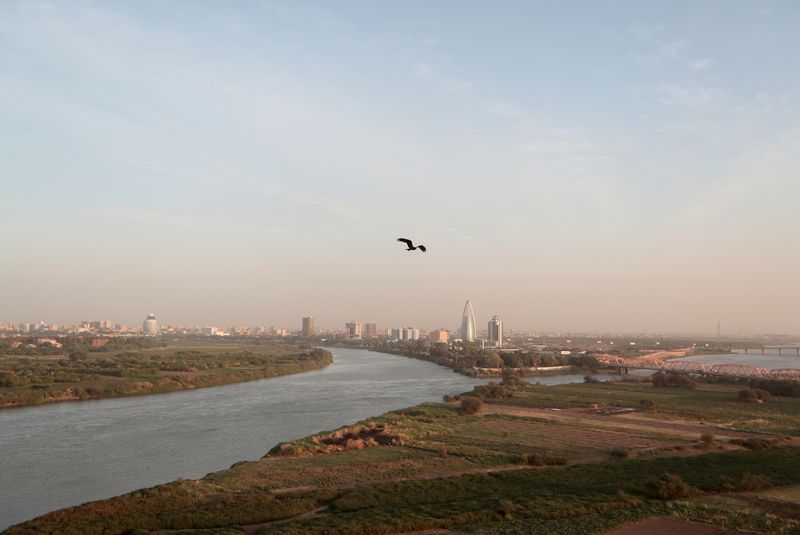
740, 345, 800, 356
595, 355, 800, 380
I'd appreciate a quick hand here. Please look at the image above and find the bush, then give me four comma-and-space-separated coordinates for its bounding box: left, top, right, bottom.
737, 472, 773, 491
609, 449, 630, 460
584, 375, 599, 384
645, 473, 695, 500
749, 379, 800, 397
442, 394, 454, 403
526, 453, 567, 466
500, 375, 529, 387
738, 388, 771, 403
639, 399, 656, 411
652, 372, 697, 389
699, 433, 715, 449
498, 499, 516, 519
729, 438, 778, 451
460, 397, 482, 415
473, 382, 512, 399
68, 351, 89, 362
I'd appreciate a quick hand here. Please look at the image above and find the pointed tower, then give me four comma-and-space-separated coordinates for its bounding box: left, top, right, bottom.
460, 300, 477, 342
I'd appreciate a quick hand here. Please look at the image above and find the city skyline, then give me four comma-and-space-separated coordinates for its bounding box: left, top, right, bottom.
1, 2, 799, 334
1, 308, 796, 338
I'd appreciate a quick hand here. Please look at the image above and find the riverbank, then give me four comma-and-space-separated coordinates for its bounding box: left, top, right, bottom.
0, 344, 332, 409
356, 343, 599, 378
9, 380, 800, 534
0, 348, 486, 529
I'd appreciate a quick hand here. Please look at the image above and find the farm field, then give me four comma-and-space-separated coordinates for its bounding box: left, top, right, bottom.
0, 340, 331, 408
7, 379, 800, 534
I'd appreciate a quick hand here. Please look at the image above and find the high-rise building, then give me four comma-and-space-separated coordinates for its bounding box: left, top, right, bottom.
460, 300, 477, 342
302, 316, 314, 337
364, 323, 378, 338
488, 315, 504, 347
431, 329, 449, 343
345, 321, 363, 339
143, 313, 159, 336
401, 326, 420, 341
391, 327, 402, 341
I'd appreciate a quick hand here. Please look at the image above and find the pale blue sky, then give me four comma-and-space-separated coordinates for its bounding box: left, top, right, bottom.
1, 1, 799, 334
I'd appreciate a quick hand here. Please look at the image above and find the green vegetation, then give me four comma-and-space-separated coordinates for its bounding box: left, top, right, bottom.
484, 381, 800, 435
355, 341, 599, 376
739, 387, 772, 402
652, 371, 697, 389
8, 380, 800, 534
459, 396, 482, 415
0, 344, 331, 408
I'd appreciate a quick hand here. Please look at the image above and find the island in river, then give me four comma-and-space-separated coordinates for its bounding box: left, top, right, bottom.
7, 374, 800, 534
0, 340, 332, 408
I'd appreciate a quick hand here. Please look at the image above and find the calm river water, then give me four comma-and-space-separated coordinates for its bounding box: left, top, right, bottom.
0, 347, 602, 529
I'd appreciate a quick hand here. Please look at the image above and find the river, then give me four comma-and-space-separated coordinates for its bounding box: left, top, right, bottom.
0, 347, 605, 529
676, 350, 800, 369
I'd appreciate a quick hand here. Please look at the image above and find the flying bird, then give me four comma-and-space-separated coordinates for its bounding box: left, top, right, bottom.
397, 238, 427, 252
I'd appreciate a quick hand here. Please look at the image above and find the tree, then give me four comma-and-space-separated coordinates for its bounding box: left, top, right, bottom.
460, 397, 482, 415
68, 351, 89, 362
645, 473, 694, 499
485, 353, 504, 368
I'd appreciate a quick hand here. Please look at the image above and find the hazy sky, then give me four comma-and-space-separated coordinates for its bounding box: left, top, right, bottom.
1, 1, 799, 335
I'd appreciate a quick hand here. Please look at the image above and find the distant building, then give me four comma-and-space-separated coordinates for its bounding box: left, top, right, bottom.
391, 327, 402, 341
345, 321, 363, 339
302, 316, 314, 337
364, 323, 378, 338
401, 326, 420, 341
431, 329, 449, 343
460, 300, 477, 342
488, 315, 504, 347
143, 313, 159, 336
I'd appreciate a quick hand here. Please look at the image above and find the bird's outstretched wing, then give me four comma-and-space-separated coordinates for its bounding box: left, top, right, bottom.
418, 245, 427, 252
397, 238, 413, 247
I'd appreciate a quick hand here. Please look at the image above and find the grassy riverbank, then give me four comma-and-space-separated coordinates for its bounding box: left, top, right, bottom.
0, 343, 332, 408
7, 380, 800, 534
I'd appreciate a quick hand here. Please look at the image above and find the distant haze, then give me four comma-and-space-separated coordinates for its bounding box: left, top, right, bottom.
1, 2, 799, 335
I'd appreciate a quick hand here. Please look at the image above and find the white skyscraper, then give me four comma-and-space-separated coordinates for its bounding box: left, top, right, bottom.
143, 313, 159, 336
488, 315, 503, 346
460, 300, 477, 342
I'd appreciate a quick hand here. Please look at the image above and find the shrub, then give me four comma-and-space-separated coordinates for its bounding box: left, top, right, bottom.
68, 351, 89, 362
609, 448, 630, 460
500, 375, 529, 387
473, 382, 512, 399
729, 438, 777, 451
738, 388, 771, 403
442, 394, 454, 403
639, 399, 656, 411
749, 379, 800, 397
584, 375, 599, 384
499, 499, 515, 519
644, 473, 695, 500
699, 433, 715, 449
652, 372, 697, 389
526, 453, 567, 466
736, 472, 773, 491
460, 397, 482, 415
